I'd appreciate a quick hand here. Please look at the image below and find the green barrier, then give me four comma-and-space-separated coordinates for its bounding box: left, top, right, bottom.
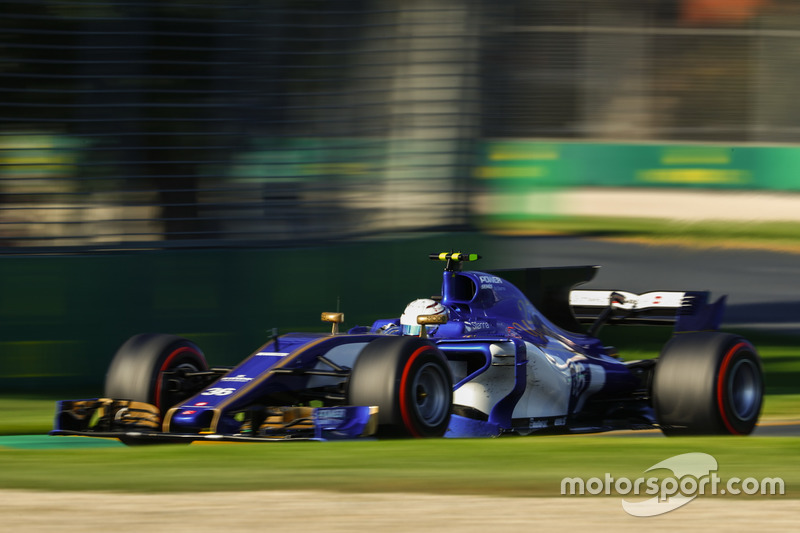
0, 234, 489, 392
476, 140, 800, 190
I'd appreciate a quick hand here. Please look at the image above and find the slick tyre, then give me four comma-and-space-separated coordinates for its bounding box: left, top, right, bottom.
104, 333, 208, 415
348, 336, 453, 438
653, 332, 763, 435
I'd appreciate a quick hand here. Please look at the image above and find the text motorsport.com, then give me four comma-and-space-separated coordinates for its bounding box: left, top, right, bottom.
560, 452, 785, 517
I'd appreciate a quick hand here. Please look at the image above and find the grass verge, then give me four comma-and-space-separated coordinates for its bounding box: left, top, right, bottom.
481, 216, 800, 252
0, 435, 796, 497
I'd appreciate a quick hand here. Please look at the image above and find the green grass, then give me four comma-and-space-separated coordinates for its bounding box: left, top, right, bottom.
761, 394, 800, 418
0, 396, 61, 435
0, 435, 797, 496
482, 216, 800, 251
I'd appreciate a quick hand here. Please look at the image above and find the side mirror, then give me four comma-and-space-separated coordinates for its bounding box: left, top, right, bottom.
417, 313, 448, 339
321, 312, 345, 335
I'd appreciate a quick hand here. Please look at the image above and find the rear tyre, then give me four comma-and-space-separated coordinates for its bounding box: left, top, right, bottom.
105, 333, 208, 416
347, 336, 452, 438
653, 332, 763, 435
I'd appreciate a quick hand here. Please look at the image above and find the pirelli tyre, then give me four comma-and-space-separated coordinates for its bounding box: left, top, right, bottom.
347, 336, 453, 438
653, 332, 763, 436
105, 333, 209, 416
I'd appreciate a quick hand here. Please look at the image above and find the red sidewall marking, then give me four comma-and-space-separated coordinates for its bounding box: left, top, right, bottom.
154, 347, 202, 410
399, 346, 434, 438
716, 342, 749, 435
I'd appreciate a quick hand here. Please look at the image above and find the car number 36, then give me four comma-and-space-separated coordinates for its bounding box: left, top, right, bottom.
201, 387, 236, 396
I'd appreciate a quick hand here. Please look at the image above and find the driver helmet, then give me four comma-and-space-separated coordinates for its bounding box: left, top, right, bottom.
400, 298, 448, 336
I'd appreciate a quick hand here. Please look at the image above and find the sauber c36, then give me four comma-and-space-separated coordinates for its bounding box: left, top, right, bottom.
52, 252, 764, 443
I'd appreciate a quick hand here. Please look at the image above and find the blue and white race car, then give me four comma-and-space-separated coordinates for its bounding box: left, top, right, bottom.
52, 252, 764, 443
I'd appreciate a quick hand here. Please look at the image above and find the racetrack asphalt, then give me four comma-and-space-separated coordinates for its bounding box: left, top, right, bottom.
487, 234, 800, 333
478, 186, 800, 332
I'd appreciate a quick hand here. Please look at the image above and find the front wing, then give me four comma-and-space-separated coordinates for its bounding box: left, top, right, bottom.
50, 399, 378, 443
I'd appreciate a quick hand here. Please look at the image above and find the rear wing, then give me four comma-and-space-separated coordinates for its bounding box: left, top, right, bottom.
484, 264, 725, 334
569, 290, 726, 332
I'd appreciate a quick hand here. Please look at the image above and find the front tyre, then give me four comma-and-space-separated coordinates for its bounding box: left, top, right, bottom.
104, 333, 208, 415
347, 336, 452, 438
653, 332, 763, 435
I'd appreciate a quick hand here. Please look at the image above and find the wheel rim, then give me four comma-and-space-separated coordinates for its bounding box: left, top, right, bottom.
410, 362, 450, 427
727, 358, 761, 421
155, 348, 204, 410
168, 362, 202, 391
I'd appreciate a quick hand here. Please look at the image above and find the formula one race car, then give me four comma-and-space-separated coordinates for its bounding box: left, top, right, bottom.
52, 252, 764, 443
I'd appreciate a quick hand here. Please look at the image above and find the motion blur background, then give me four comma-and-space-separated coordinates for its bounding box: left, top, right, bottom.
2, 0, 799, 390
